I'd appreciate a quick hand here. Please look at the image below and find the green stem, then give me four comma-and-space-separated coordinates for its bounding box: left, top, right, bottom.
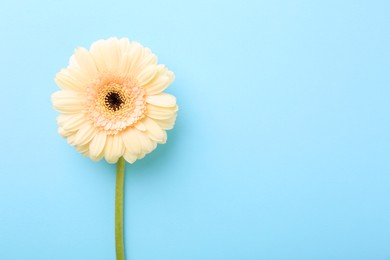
115, 157, 125, 260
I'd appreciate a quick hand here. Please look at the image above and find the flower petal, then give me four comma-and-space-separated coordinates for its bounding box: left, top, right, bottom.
104, 134, 125, 163
56, 113, 86, 132
69, 55, 79, 68
122, 128, 156, 156
118, 38, 131, 54
146, 93, 176, 107
123, 149, 137, 164
121, 42, 143, 76
55, 69, 86, 91
147, 104, 177, 120
133, 48, 158, 75
67, 66, 91, 84
75, 143, 89, 156
151, 115, 177, 130
122, 128, 142, 155
136, 65, 158, 87
89, 131, 107, 161
141, 117, 167, 143
52, 90, 86, 114
58, 127, 75, 138
144, 66, 175, 95
135, 130, 157, 154
134, 121, 146, 131
73, 47, 99, 78
70, 123, 96, 146
90, 38, 120, 73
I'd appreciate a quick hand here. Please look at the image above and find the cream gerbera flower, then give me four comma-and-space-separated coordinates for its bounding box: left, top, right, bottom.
52, 38, 177, 164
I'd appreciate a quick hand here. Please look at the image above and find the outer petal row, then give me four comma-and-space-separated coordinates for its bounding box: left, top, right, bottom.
56, 119, 161, 164
52, 90, 86, 114
143, 65, 175, 95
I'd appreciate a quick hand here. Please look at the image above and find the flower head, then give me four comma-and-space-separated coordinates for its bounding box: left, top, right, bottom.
52, 38, 177, 163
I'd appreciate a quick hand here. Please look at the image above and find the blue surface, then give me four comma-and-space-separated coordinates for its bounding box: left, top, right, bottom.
0, 0, 389, 259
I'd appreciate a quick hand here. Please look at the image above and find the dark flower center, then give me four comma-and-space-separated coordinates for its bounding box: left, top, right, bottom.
105, 92, 123, 111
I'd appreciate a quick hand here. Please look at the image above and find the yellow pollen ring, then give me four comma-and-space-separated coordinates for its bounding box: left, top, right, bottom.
97, 83, 129, 115
87, 79, 147, 135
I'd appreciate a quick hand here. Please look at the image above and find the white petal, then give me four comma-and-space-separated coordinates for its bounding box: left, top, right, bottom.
52, 90, 86, 113
56, 113, 86, 132
70, 123, 96, 146
133, 48, 157, 75
118, 52, 132, 75
104, 134, 125, 163
90, 38, 120, 73
121, 128, 142, 155
66, 66, 91, 85
73, 47, 99, 78
58, 127, 74, 138
105, 38, 121, 72
146, 93, 176, 107
119, 41, 150, 76
141, 117, 167, 143
134, 121, 146, 131
136, 65, 158, 86
75, 144, 89, 156
144, 66, 175, 95
137, 153, 146, 159
118, 38, 131, 54
89, 131, 107, 161
123, 42, 143, 75
151, 115, 177, 130
55, 69, 86, 91
147, 104, 177, 120
69, 55, 79, 68
135, 130, 157, 154
123, 149, 137, 164
122, 128, 156, 156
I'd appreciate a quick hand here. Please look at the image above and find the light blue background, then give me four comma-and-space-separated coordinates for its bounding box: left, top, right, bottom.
0, 0, 389, 259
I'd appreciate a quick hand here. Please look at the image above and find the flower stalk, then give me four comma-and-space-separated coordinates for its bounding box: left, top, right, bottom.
115, 157, 125, 260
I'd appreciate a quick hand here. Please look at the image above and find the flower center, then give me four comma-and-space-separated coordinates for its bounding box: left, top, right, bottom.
105, 91, 124, 111
86, 76, 147, 135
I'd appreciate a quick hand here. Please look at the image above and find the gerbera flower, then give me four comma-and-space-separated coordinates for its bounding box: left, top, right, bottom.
52, 38, 177, 164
